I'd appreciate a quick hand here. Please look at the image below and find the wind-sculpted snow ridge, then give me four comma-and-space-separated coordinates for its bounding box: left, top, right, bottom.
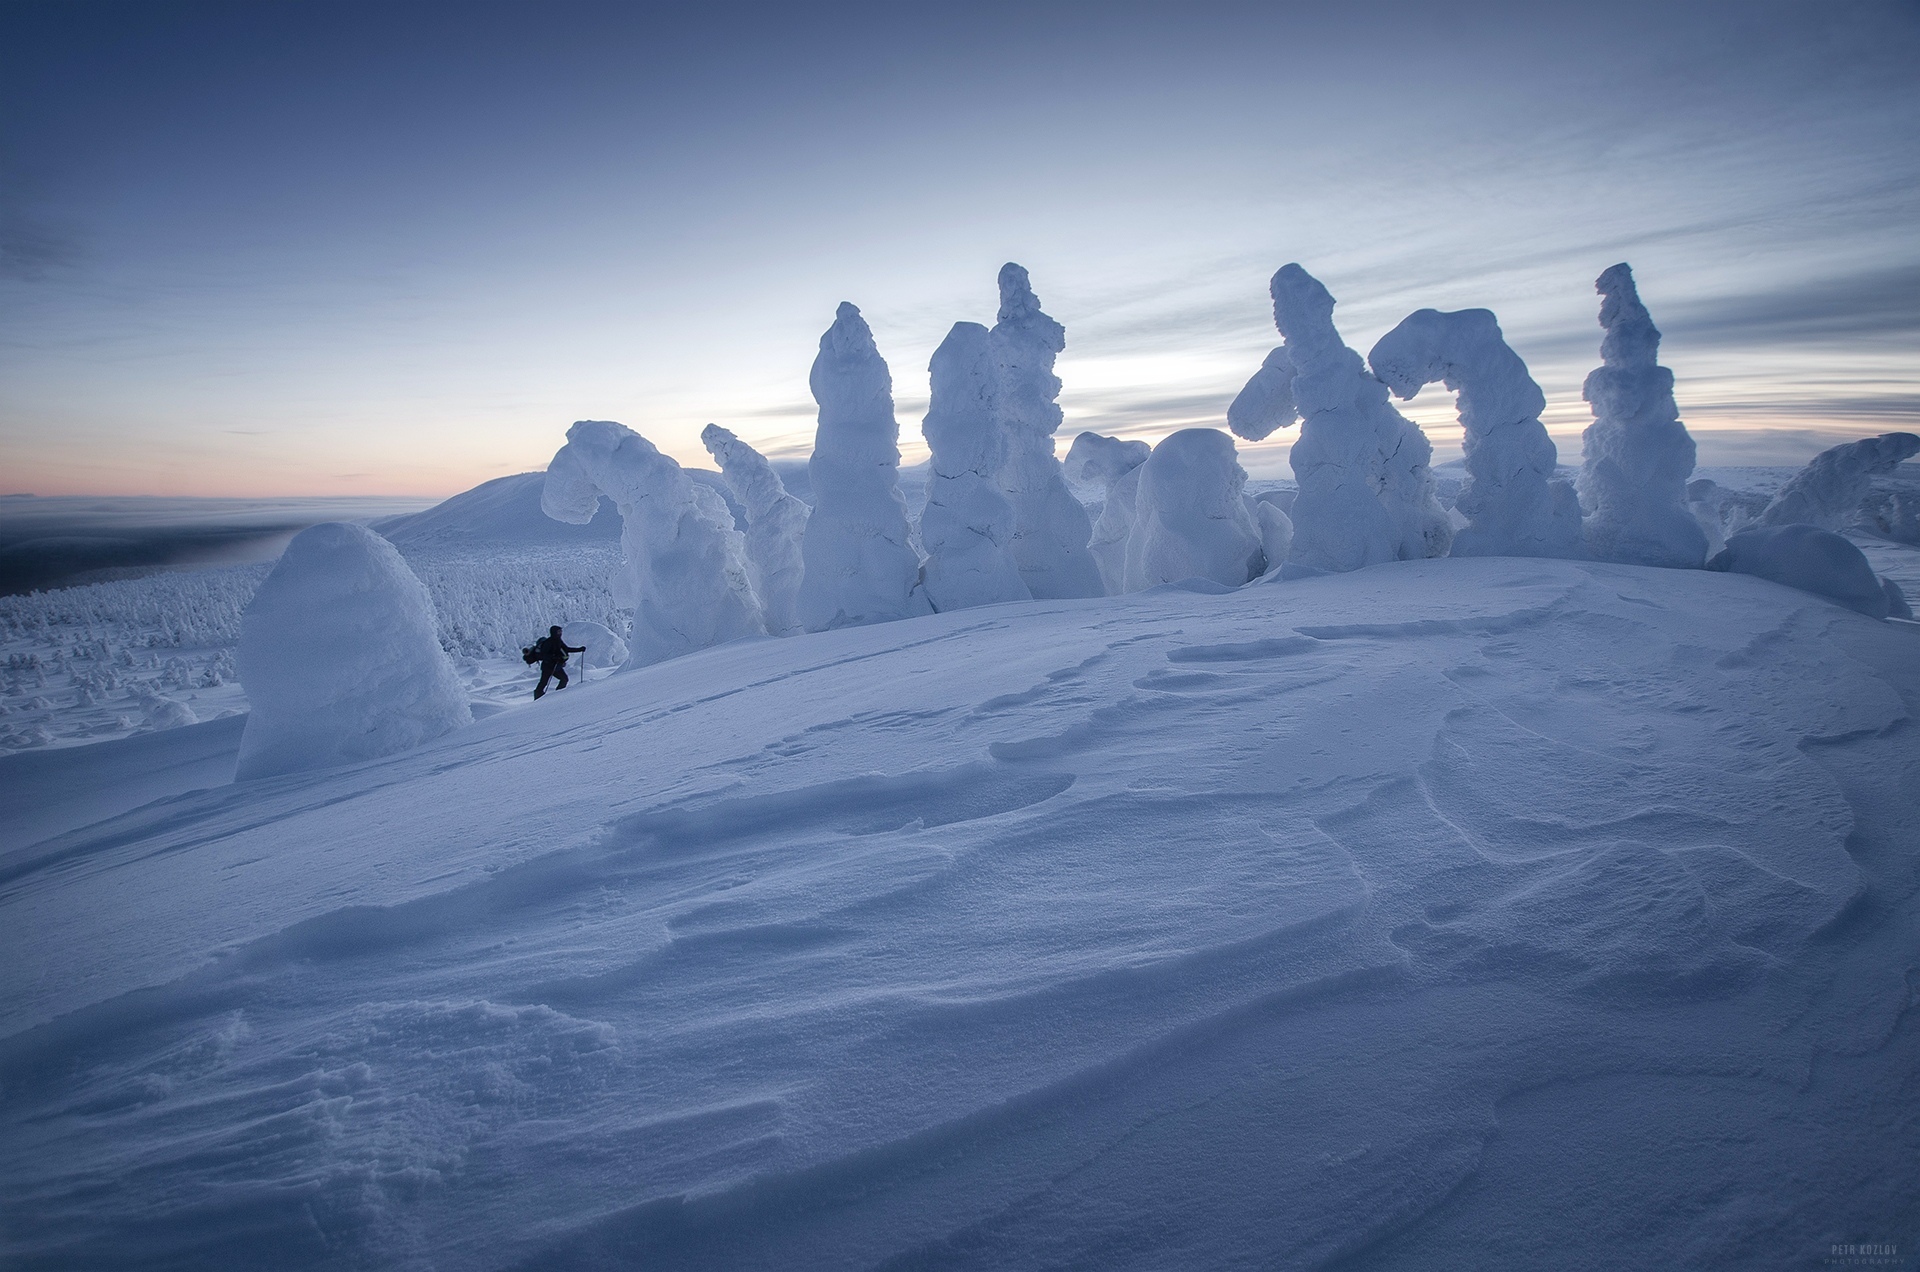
1269, 264, 1452, 575
701, 424, 810, 636
1757, 431, 1920, 531
794, 303, 932, 631
234, 522, 469, 781
5, 553, 1916, 1269
991, 264, 1105, 599
918, 322, 1031, 612
1370, 308, 1584, 559
1226, 344, 1298, 442
1577, 264, 1709, 569
1064, 431, 1150, 595
543, 420, 765, 667
1123, 428, 1265, 591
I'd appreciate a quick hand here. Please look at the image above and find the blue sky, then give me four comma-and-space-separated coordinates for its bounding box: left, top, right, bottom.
3, 0, 1917, 496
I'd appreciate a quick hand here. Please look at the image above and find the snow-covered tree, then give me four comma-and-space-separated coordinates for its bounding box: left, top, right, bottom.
1064, 431, 1151, 595
1758, 432, 1920, 531
1576, 264, 1708, 568
701, 423, 810, 636
919, 321, 1031, 611
796, 303, 932, 631
1268, 264, 1451, 574
1369, 307, 1583, 559
543, 420, 765, 666
991, 264, 1105, 599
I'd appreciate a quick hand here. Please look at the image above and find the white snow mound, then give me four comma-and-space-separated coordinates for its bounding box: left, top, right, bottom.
1706, 523, 1893, 618
1124, 428, 1265, 590
235, 522, 470, 780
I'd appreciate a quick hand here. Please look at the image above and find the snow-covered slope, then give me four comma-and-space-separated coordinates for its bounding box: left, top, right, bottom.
2, 558, 1917, 1270
375, 472, 623, 546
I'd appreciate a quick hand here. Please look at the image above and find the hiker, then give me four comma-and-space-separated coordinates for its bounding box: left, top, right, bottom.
530, 626, 586, 699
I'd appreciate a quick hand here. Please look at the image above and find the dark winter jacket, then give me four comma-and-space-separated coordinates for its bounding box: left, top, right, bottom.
535, 635, 586, 667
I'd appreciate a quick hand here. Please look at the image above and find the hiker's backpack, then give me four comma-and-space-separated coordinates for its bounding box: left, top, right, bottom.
521, 644, 540, 665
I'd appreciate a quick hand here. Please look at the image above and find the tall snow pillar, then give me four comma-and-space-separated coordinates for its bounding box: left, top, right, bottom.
1269, 264, 1451, 575
795, 302, 933, 631
236, 522, 470, 780
1369, 308, 1583, 559
543, 419, 766, 667
701, 423, 811, 636
990, 263, 1105, 599
919, 321, 1031, 611
1576, 264, 1708, 568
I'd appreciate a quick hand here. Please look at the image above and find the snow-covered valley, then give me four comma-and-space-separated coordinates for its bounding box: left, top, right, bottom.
3, 553, 1917, 1269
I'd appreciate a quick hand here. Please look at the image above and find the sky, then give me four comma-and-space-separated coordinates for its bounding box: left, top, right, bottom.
2, 0, 1917, 497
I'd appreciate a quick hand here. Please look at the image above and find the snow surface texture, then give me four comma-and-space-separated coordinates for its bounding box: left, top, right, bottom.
794, 304, 932, 631
1576, 264, 1709, 569
543, 420, 765, 666
1369, 308, 1584, 559
233, 522, 470, 781
1757, 432, 1920, 531
700, 424, 810, 636
1063, 431, 1150, 595
1123, 428, 1265, 591
918, 322, 1031, 612
990, 264, 1104, 599
1707, 524, 1894, 619
1269, 264, 1451, 575
1225, 345, 1299, 442
4, 555, 1917, 1269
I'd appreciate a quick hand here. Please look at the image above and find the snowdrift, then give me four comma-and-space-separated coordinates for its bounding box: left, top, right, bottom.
3, 556, 1917, 1269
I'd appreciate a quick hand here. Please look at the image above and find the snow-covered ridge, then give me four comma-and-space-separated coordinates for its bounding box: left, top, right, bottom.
2, 555, 1915, 1267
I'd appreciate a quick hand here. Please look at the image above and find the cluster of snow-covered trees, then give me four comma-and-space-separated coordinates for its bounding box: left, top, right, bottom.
209, 258, 1914, 775
543, 259, 1916, 670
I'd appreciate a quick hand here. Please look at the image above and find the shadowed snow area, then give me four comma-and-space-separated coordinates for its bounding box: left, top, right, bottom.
1, 557, 1916, 1269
